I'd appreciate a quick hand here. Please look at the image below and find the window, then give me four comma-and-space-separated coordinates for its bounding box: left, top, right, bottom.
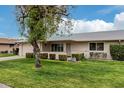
97, 43, 104, 51
89, 43, 104, 51
90, 43, 96, 50
51, 44, 63, 52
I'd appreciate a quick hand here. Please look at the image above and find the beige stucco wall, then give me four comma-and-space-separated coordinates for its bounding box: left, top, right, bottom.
19, 40, 124, 60
19, 42, 43, 56
70, 42, 89, 58
19, 42, 67, 59
0, 38, 18, 54
70, 41, 124, 59
19, 42, 89, 58
19, 43, 33, 56
0, 45, 14, 53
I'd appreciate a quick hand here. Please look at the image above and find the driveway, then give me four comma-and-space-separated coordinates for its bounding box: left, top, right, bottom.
0, 56, 24, 61
0, 83, 10, 88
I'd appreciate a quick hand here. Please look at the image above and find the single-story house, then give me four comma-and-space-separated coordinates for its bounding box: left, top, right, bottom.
0, 38, 18, 54
17, 30, 124, 60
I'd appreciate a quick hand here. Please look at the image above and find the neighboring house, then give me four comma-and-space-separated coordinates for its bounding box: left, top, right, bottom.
17, 30, 124, 60
0, 38, 18, 54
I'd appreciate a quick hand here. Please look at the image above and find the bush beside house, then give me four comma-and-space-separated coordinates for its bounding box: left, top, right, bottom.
90, 52, 107, 59
49, 54, 56, 60
72, 53, 85, 61
26, 53, 85, 61
59, 54, 67, 61
40, 53, 48, 59
110, 45, 124, 61
26, 53, 34, 58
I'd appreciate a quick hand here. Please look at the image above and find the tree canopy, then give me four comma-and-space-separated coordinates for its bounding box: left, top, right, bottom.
16, 5, 72, 69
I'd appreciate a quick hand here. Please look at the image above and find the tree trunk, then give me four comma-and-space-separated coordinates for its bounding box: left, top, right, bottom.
31, 40, 42, 69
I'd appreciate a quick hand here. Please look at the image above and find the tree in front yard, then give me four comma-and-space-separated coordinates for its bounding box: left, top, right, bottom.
16, 5, 71, 69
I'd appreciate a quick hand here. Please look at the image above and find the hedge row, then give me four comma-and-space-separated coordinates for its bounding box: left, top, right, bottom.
40, 53, 48, 59
49, 54, 56, 60
26, 53, 48, 59
110, 45, 124, 61
26, 53, 85, 61
26, 53, 34, 58
59, 55, 67, 61
72, 53, 85, 61
90, 52, 107, 59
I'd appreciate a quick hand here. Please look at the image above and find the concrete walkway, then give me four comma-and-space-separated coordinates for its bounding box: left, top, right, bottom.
0, 83, 10, 88
0, 56, 24, 61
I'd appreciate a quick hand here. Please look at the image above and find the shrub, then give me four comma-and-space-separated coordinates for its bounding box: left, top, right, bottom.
72, 53, 84, 61
40, 53, 48, 59
49, 54, 56, 60
90, 52, 107, 59
1, 51, 8, 54
80, 53, 85, 60
110, 45, 124, 61
59, 54, 67, 61
26, 53, 34, 58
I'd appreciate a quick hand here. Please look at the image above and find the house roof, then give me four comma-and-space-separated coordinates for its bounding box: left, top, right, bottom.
48, 30, 124, 42
17, 30, 124, 43
0, 38, 17, 44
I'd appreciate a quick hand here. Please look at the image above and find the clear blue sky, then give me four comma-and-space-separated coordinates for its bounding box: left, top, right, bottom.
0, 5, 18, 38
0, 5, 124, 38
69, 5, 124, 22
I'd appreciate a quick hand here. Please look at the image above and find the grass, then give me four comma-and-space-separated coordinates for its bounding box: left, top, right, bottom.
0, 53, 15, 57
0, 58, 124, 88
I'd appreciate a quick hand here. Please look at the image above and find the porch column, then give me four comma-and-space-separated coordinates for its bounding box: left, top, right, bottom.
19, 43, 23, 56
63, 43, 66, 53
39, 42, 43, 52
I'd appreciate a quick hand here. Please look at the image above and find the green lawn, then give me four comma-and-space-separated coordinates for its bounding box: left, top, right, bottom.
0, 58, 124, 88
0, 53, 15, 57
